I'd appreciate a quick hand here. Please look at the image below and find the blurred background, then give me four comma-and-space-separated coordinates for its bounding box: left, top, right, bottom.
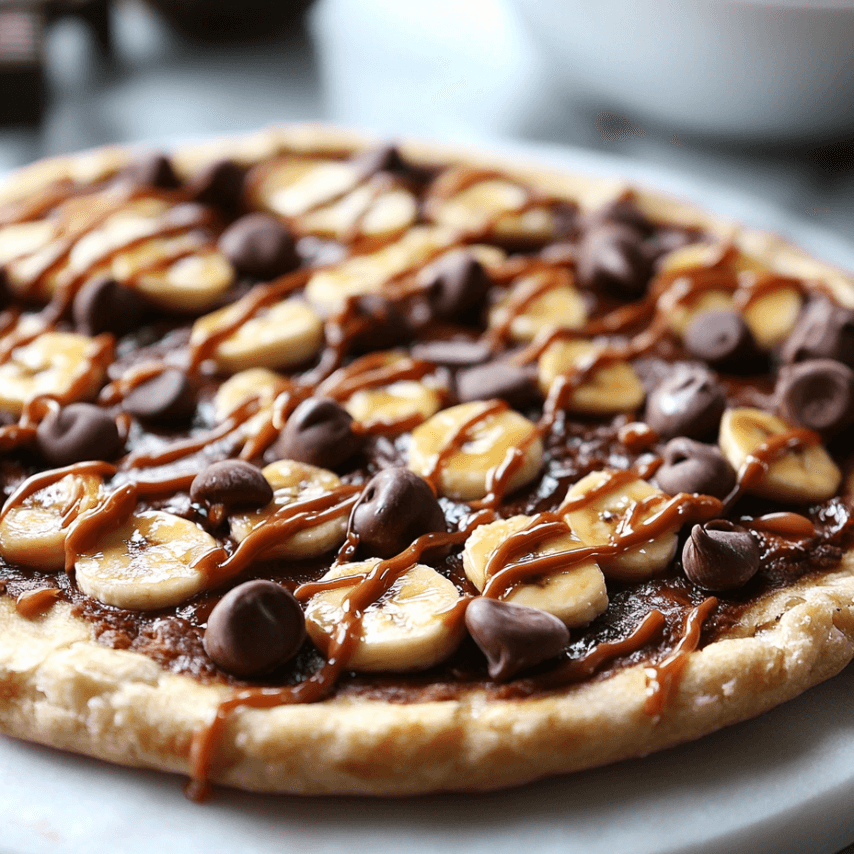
0, 0, 852, 248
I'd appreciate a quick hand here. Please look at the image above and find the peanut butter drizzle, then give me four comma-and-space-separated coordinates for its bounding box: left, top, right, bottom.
319, 354, 436, 401
643, 596, 718, 718
482, 514, 569, 585
15, 587, 61, 619
484, 268, 570, 346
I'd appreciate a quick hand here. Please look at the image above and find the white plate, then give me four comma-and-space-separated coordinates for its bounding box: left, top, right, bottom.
1, 140, 854, 854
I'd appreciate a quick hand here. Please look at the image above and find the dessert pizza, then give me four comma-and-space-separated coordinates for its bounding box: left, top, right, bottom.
0, 125, 853, 799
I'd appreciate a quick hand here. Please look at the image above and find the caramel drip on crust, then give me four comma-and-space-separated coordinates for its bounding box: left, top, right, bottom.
643, 596, 718, 718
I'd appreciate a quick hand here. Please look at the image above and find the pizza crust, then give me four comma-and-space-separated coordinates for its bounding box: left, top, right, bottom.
1, 126, 854, 795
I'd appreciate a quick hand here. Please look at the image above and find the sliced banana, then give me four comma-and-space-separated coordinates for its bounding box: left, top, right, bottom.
230, 460, 348, 559
425, 170, 560, 242
75, 509, 219, 610
0, 331, 110, 416
660, 286, 734, 337
0, 220, 57, 267
537, 338, 645, 415
304, 225, 459, 311
462, 515, 608, 628
488, 269, 587, 343
739, 282, 803, 350
304, 558, 466, 672
191, 297, 323, 374
213, 367, 287, 421
408, 401, 542, 501
0, 470, 104, 570
719, 407, 841, 503
563, 470, 679, 581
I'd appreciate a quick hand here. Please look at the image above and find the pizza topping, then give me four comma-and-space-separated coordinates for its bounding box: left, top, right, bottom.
122, 367, 196, 424
35, 402, 123, 467
682, 520, 760, 591
781, 298, 854, 365
422, 251, 492, 321
72, 275, 154, 337
644, 365, 727, 441
14, 586, 61, 619
348, 468, 446, 560
203, 580, 306, 678
739, 277, 804, 350
575, 221, 653, 298
655, 438, 736, 499
464, 597, 570, 682
272, 396, 365, 469
117, 151, 180, 190
718, 407, 841, 503
463, 514, 608, 627
189, 460, 273, 511
188, 159, 245, 212
217, 212, 299, 281
774, 358, 854, 435
683, 309, 764, 374
456, 361, 540, 410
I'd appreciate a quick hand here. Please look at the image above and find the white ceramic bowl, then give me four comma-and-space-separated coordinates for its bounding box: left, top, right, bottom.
510, 0, 854, 141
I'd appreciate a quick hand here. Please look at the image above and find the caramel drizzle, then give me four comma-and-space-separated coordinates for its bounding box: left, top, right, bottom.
64, 481, 138, 570
0, 395, 60, 452
319, 354, 436, 402
15, 587, 61, 619
643, 597, 718, 718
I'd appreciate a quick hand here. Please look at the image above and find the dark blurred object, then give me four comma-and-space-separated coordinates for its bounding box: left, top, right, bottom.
144, 0, 315, 42
0, 4, 46, 126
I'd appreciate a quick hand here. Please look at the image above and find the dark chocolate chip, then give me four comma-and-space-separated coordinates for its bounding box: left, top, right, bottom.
465, 597, 569, 682
410, 339, 491, 368
35, 403, 123, 467
682, 520, 760, 591
188, 158, 245, 211
204, 580, 306, 678
782, 299, 854, 367
683, 309, 764, 373
346, 294, 410, 354
655, 438, 736, 499
776, 358, 854, 435
456, 362, 540, 410
72, 276, 152, 337
190, 460, 273, 510
594, 196, 655, 236
349, 468, 446, 559
122, 368, 196, 423
351, 144, 408, 181
424, 253, 492, 320
645, 365, 727, 440
119, 152, 180, 190
576, 222, 652, 298
218, 212, 299, 281
273, 396, 365, 469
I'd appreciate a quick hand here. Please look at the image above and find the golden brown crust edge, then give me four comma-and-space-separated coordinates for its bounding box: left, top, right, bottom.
1, 125, 854, 795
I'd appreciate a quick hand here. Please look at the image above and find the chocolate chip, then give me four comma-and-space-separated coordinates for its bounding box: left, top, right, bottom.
119, 152, 180, 190
189, 158, 245, 211
424, 253, 492, 320
351, 144, 408, 181
218, 213, 299, 281
72, 276, 153, 337
594, 196, 655, 236
410, 339, 491, 368
273, 397, 365, 469
349, 468, 446, 559
683, 309, 764, 373
576, 222, 652, 298
782, 299, 854, 366
682, 520, 760, 591
776, 358, 854, 435
204, 580, 306, 678
456, 362, 540, 410
465, 598, 569, 682
346, 294, 410, 354
655, 438, 736, 499
645, 365, 727, 440
123, 368, 196, 423
190, 460, 273, 510
35, 403, 123, 467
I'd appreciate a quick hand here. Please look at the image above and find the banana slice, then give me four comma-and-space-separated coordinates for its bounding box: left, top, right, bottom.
0, 220, 57, 267
304, 225, 459, 311
739, 283, 803, 350
304, 558, 466, 672
408, 401, 542, 501
488, 270, 587, 343
0, 331, 110, 416
425, 170, 561, 242
563, 470, 679, 581
0, 470, 104, 570
537, 338, 645, 415
230, 460, 348, 559
462, 515, 608, 628
191, 297, 323, 374
75, 509, 219, 610
660, 287, 735, 337
718, 407, 840, 503
213, 368, 287, 421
